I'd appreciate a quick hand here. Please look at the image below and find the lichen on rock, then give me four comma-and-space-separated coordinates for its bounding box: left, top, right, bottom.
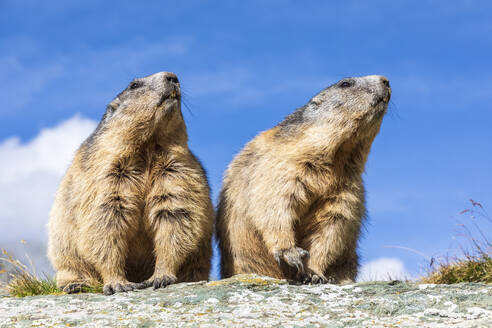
0, 274, 491, 327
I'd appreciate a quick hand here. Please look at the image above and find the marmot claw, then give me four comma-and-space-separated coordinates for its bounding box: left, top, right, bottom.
144, 274, 177, 290
302, 273, 329, 284
274, 247, 309, 273
103, 281, 146, 295
63, 282, 89, 294
301, 270, 334, 285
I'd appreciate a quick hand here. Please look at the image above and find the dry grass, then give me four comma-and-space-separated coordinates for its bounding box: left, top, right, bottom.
421, 254, 491, 284
0, 245, 102, 297
0, 247, 59, 297
422, 199, 491, 284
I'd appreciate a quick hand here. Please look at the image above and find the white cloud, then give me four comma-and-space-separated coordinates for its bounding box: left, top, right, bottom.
357, 257, 411, 282
0, 116, 97, 274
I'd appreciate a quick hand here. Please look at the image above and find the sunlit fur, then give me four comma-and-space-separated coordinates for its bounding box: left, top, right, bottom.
217, 75, 391, 283
48, 72, 214, 294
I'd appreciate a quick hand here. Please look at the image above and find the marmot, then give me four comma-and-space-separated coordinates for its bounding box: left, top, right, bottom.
217, 75, 391, 283
48, 72, 214, 295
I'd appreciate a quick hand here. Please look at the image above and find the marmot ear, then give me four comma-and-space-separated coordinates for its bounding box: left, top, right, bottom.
311, 95, 323, 105
106, 103, 116, 113
103, 99, 120, 123
106, 99, 121, 113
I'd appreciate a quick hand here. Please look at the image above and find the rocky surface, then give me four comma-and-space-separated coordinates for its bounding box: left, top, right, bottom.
0, 274, 491, 327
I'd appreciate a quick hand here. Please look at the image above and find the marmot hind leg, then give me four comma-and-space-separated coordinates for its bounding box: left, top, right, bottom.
177, 241, 211, 282
56, 267, 95, 294
48, 222, 101, 292
50, 250, 101, 293
324, 250, 358, 284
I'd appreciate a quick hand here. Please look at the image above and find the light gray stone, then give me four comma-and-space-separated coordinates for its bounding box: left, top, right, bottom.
0, 274, 491, 327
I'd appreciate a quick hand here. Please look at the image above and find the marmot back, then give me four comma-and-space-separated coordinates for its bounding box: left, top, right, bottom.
217, 75, 391, 283
48, 72, 214, 295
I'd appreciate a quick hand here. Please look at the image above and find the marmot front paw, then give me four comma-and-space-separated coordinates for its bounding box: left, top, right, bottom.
302, 273, 330, 285
103, 281, 146, 295
62, 282, 89, 294
302, 271, 333, 284
274, 246, 309, 274
144, 274, 177, 290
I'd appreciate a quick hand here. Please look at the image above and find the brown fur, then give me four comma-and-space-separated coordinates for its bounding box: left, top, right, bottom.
217, 75, 391, 284
48, 72, 214, 295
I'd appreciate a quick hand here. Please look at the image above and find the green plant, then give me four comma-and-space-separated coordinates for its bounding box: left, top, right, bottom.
0, 247, 59, 296
421, 254, 491, 284
422, 199, 491, 284
0, 244, 103, 296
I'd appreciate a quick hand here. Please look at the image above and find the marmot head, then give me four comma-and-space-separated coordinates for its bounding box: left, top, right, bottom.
98, 72, 183, 146
279, 75, 391, 140
308, 75, 390, 122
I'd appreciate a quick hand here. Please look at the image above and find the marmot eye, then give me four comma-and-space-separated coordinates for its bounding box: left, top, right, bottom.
129, 81, 143, 89
340, 81, 352, 88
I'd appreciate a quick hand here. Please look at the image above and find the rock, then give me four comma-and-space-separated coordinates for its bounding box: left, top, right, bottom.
0, 274, 491, 327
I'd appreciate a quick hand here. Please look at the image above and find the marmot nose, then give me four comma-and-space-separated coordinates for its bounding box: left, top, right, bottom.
379, 76, 391, 102
380, 77, 390, 88
164, 73, 179, 84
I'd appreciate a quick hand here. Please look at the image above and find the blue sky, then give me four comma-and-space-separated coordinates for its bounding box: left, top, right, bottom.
1, 1, 491, 280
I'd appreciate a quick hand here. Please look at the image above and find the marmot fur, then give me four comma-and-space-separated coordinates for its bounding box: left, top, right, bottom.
216, 75, 391, 283
48, 72, 214, 295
